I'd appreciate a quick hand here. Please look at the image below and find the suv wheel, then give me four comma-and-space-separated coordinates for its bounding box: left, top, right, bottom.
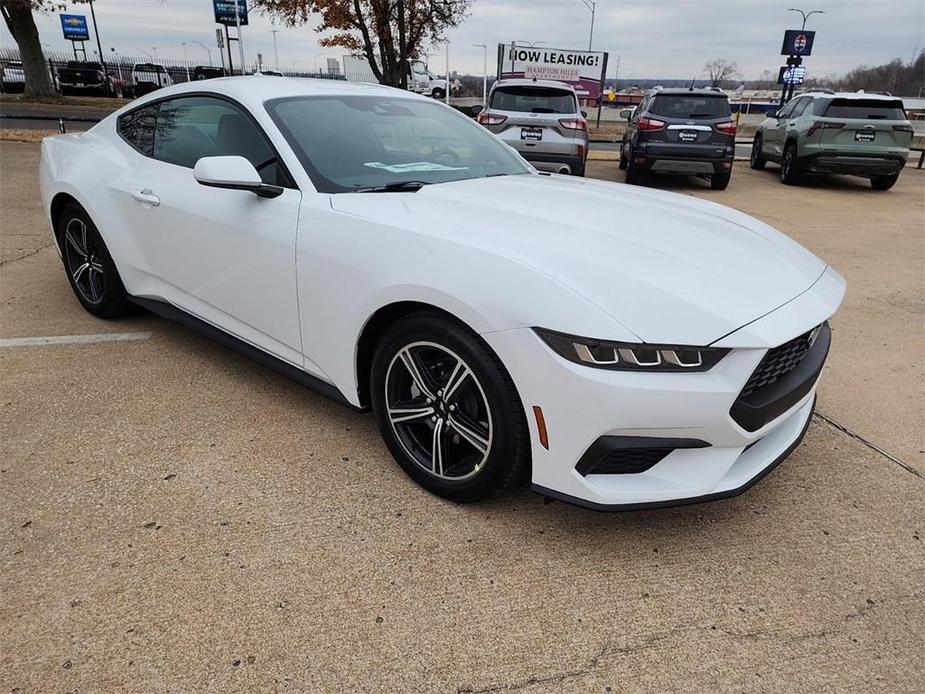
624, 145, 642, 185
870, 173, 899, 191
710, 171, 731, 190
780, 142, 802, 185
749, 134, 767, 170
618, 140, 628, 170
370, 312, 530, 502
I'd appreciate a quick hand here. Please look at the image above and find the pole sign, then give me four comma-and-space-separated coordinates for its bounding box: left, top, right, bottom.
59, 14, 90, 42
213, 0, 248, 26
781, 30, 815, 56
777, 65, 806, 85
497, 44, 608, 100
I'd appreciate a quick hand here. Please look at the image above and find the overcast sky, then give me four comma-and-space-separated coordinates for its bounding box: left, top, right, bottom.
2, 0, 922, 80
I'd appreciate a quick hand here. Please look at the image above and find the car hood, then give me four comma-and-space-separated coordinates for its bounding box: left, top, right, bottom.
330, 174, 826, 345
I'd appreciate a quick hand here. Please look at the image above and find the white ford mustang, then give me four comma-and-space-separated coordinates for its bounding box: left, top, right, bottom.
39, 77, 845, 510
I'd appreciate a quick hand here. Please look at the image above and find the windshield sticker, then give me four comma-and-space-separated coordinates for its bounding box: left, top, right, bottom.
363, 161, 469, 173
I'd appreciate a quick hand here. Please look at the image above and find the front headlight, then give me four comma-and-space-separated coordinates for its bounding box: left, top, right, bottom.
534, 328, 729, 372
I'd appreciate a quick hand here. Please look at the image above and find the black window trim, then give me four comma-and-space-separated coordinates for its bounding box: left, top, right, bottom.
115, 91, 298, 191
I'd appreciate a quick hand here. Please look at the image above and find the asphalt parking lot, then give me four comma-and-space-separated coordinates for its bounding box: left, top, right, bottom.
1, 140, 923, 692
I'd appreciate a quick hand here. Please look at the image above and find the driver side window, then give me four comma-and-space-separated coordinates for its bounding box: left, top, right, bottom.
151, 96, 289, 187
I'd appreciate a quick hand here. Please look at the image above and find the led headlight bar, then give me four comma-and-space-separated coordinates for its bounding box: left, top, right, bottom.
534, 328, 730, 372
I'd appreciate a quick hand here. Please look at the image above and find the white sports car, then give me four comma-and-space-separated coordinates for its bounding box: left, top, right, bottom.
39, 77, 845, 510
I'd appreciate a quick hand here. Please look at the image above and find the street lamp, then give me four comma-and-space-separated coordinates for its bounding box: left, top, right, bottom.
578, 0, 596, 50
191, 40, 212, 67
313, 52, 324, 74
292, 59, 303, 75
181, 42, 191, 81
787, 7, 825, 31
473, 44, 487, 104
271, 29, 280, 72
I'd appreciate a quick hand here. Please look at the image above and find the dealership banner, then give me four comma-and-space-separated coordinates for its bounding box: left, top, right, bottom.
497, 45, 608, 100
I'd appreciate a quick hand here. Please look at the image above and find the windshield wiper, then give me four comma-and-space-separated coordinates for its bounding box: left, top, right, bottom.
354, 180, 432, 193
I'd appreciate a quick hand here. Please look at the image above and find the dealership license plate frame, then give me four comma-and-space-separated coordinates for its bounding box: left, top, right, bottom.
678, 130, 698, 143
854, 130, 876, 143
521, 127, 543, 142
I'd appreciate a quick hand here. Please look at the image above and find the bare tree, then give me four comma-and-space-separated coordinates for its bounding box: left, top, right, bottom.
254, 0, 471, 88
1, 0, 56, 98
703, 58, 742, 89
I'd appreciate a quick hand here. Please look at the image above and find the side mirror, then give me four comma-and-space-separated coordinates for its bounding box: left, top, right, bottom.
619, 108, 633, 120
471, 104, 483, 117
580, 109, 588, 118
194, 156, 282, 198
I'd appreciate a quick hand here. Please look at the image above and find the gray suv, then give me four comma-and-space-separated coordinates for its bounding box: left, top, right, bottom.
474, 79, 589, 176
619, 87, 737, 190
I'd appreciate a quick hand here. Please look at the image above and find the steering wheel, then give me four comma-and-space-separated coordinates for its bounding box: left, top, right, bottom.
430, 148, 460, 166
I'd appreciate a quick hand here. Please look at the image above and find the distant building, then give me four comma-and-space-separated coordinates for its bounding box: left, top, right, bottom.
327, 57, 340, 75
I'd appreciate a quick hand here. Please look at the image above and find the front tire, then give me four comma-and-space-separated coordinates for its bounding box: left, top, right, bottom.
780, 142, 802, 185
870, 173, 899, 190
431, 87, 446, 100
618, 140, 628, 170
370, 313, 529, 502
750, 134, 767, 170
58, 202, 133, 318
624, 144, 642, 185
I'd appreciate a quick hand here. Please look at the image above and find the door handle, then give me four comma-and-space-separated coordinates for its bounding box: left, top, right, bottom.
131, 188, 160, 206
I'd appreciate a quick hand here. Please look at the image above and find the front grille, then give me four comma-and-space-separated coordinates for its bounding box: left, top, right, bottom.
741, 325, 819, 397
587, 448, 671, 475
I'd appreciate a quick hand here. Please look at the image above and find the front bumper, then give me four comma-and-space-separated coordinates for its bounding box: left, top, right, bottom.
481, 267, 844, 511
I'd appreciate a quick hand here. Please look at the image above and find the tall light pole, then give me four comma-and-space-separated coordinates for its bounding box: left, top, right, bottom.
445, 41, 450, 105
579, 0, 596, 50
788, 7, 825, 32
313, 52, 324, 73
473, 43, 487, 104
233, 0, 246, 75
181, 42, 191, 81
271, 29, 280, 71
192, 40, 212, 67
86, 0, 108, 82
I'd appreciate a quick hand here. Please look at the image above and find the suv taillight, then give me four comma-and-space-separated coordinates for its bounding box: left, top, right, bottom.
892, 124, 914, 133
477, 112, 507, 126
714, 121, 737, 135
807, 121, 845, 136
559, 118, 587, 131
638, 117, 666, 131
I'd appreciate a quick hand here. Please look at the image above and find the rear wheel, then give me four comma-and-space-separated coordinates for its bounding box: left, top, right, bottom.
780, 142, 802, 185
624, 144, 642, 185
618, 140, 628, 170
432, 87, 446, 100
750, 134, 767, 170
370, 313, 529, 502
870, 173, 899, 190
710, 171, 731, 190
58, 203, 133, 318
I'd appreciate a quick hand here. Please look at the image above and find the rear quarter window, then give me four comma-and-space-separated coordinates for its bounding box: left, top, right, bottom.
489, 86, 577, 114
649, 95, 731, 119
823, 99, 906, 120
117, 104, 159, 156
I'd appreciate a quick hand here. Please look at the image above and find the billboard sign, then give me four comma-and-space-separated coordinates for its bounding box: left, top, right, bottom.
497, 44, 608, 100
781, 30, 815, 56
777, 65, 806, 85
60, 14, 90, 42
213, 0, 249, 26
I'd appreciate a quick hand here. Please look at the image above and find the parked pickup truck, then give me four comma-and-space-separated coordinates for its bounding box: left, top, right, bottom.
56, 61, 116, 97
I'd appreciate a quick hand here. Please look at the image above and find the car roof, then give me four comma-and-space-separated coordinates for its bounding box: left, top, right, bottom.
649, 88, 728, 97
126, 75, 426, 110
491, 78, 577, 92
798, 90, 901, 101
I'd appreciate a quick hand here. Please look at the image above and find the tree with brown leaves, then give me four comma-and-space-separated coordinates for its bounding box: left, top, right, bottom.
1, 0, 57, 98
254, 0, 470, 88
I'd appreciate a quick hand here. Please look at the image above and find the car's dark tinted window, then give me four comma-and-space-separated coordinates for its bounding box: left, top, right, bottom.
789, 97, 812, 117
490, 86, 576, 114
152, 96, 287, 186
117, 103, 159, 156
823, 98, 906, 120
649, 95, 731, 119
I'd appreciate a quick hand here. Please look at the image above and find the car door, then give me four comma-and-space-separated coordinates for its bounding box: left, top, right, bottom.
126, 95, 304, 366
764, 97, 807, 157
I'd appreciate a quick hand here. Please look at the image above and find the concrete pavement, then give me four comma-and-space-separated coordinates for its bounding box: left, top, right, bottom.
1, 141, 923, 692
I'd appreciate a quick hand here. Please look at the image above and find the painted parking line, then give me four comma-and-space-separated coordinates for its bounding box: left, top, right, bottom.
0, 332, 153, 348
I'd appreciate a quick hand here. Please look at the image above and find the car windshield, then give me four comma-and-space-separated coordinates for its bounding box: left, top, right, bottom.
823, 98, 906, 120
489, 86, 577, 114
649, 95, 731, 119
267, 95, 531, 193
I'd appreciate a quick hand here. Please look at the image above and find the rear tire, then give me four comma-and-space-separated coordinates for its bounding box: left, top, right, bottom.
870, 173, 899, 190
749, 134, 767, 170
432, 88, 446, 100
710, 171, 731, 190
624, 144, 642, 185
370, 312, 529, 503
780, 142, 802, 185
618, 140, 628, 170
57, 202, 133, 319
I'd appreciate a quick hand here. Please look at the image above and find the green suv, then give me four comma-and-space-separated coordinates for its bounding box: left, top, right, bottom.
750, 91, 913, 190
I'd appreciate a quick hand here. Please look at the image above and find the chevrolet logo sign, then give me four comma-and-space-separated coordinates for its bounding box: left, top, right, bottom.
64, 18, 83, 26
